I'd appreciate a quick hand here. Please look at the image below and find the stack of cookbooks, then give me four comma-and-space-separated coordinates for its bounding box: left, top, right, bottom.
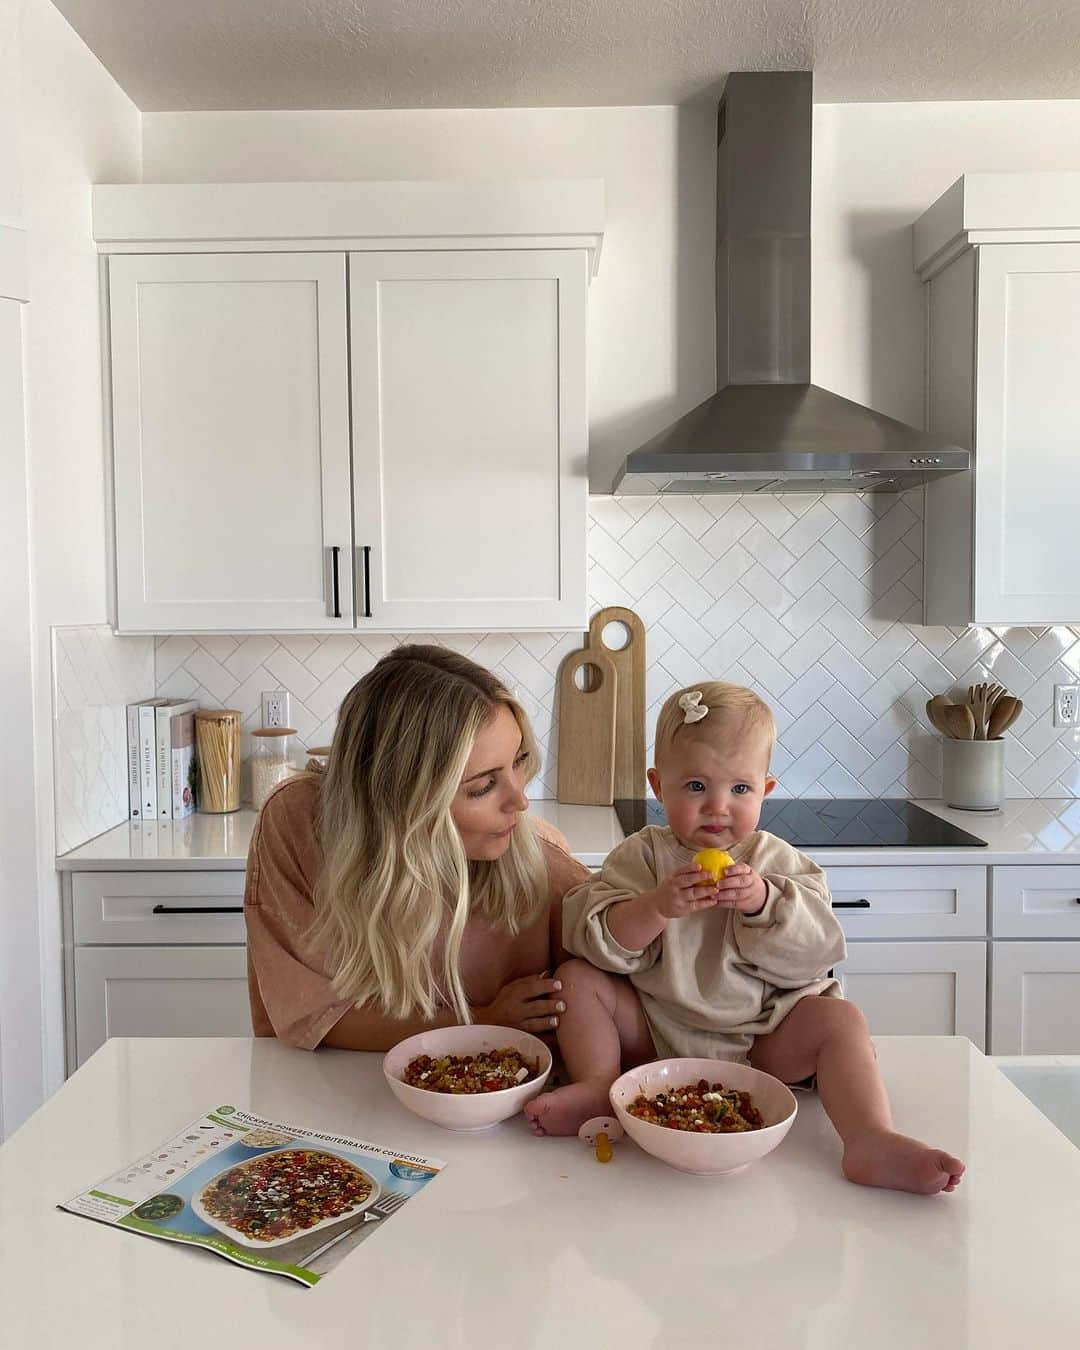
126, 698, 199, 820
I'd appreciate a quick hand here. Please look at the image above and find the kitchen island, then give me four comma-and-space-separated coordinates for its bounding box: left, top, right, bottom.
1, 1035, 1077, 1347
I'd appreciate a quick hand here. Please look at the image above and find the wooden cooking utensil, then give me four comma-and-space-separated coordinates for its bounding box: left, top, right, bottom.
941, 702, 977, 740
987, 696, 1022, 739
926, 696, 953, 737
588, 606, 646, 799
556, 645, 618, 805
967, 684, 993, 740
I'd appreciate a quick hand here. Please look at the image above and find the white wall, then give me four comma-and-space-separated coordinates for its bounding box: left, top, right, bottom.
0, 283, 33, 1141
0, 0, 21, 228
141, 107, 719, 495
811, 100, 1080, 426
1, 0, 140, 1133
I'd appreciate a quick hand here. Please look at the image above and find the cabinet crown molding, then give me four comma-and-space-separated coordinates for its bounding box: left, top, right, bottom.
914, 172, 1080, 280
92, 179, 606, 274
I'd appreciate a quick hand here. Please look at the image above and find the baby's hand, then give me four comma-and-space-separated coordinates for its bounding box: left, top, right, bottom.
648, 864, 720, 920
712, 863, 768, 916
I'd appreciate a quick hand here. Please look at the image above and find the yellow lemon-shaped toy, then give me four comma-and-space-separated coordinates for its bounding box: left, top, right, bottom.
693, 848, 734, 881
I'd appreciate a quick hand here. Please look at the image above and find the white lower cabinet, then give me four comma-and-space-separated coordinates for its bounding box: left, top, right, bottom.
74, 946, 251, 1066
990, 942, 1080, 1055
64, 857, 1080, 1067
65, 869, 250, 1069
836, 942, 987, 1049
989, 866, 1080, 1053
826, 864, 988, 1048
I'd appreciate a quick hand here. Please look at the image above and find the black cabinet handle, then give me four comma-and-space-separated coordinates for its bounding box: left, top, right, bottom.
330, 545, 341, 618
831, 898, 871, 909
152, 905, 243, 915
361, 545, 372, 618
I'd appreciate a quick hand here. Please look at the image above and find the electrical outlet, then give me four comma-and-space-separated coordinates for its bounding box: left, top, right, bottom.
1054, 684, 1080, 727
261, 690, 290, 729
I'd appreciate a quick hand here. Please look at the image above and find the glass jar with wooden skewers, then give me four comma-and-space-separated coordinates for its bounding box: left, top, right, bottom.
194, 709, 242, 814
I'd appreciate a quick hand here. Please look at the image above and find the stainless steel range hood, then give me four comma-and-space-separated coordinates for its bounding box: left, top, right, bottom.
614, 72, 970, 495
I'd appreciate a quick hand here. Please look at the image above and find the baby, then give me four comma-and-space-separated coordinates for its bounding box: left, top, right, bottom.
527, 681, 965, 1195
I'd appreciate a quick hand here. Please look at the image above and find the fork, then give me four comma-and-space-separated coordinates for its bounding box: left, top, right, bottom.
366, 1191, 408, 1222
304, 1191, 408, 1266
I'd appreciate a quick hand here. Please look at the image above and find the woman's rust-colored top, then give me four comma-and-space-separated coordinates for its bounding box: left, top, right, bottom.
244, 774, 588, 1049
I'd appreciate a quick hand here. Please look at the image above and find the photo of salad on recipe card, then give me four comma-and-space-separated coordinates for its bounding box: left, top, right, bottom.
59, 1106, 444, 1287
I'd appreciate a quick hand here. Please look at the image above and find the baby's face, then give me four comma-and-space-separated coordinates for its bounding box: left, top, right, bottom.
648, 730, 777, 853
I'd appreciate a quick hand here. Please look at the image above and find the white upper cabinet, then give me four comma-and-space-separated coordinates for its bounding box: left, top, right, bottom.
915, 174, 1080, 625
95, 181, 603, 635
972, 243, 1080, 623
109, 252, 353, 633
349, 250, 587, 631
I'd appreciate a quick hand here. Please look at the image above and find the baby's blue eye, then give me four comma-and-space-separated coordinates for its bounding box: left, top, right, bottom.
687, 780, 706, 793
732, 784, 750, 795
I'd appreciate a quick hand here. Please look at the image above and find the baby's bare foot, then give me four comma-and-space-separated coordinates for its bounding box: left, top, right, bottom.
525, 1081, 613, 1137
842, 1129, 965, 1194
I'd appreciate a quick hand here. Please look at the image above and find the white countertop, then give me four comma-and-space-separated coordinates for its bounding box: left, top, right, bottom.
910, 797, 1080, 861
56, 797, 1080, 869
52, 800, 623, 870
2, 1035, 1077, 1347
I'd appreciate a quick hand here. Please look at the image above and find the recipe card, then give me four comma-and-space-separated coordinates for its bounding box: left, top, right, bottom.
60, 1105, 445, 1287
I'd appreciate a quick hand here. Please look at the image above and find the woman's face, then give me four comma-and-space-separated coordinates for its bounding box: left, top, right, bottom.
451, 704, 530, 861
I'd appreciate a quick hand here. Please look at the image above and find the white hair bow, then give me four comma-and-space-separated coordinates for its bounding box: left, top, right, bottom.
678, 691, 709, 724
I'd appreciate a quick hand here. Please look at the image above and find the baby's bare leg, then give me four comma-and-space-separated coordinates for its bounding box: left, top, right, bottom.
750, 995, 965, 1195
524, 959, 654, 1137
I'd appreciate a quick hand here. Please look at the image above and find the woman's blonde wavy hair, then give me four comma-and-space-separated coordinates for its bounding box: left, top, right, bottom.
309, 644, 548, 1023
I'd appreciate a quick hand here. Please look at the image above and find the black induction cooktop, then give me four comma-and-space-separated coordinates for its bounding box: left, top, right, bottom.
612, 798, 987, 848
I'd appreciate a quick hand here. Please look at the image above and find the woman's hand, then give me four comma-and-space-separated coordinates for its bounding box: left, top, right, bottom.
476, 974, 566, 1034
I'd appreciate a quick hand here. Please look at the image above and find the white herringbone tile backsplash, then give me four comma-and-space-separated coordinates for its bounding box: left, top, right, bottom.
148, 491, 1080, 802
52, 625, 155, 854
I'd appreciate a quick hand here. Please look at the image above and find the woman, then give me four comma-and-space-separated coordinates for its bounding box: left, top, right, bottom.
244, 644, 587, 1050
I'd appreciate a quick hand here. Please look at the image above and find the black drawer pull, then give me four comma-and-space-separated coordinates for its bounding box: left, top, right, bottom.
152, 905, 243, 915
330, 545, 342, 619
361, 545, 372, 619
831, 898, 871, 909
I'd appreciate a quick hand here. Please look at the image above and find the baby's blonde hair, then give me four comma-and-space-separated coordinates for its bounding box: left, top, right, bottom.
654, 681, 777, 768
309, 645, 547, 1023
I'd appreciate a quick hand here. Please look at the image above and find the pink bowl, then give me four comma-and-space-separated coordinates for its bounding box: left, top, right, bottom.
610, 1058, 797, 1175
383, 1025, 552, 1132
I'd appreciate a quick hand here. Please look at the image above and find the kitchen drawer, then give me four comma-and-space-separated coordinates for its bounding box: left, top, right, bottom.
826, 866, 987, 939
991, 866, 1080, 938
72, 871, 245, 944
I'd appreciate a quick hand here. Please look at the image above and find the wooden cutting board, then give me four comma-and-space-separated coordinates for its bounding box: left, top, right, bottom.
588, 606, 646, 798
556, 645, 618, 805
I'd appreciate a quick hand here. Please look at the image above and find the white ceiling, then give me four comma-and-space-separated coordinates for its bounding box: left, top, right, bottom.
52, 0, 1080, 112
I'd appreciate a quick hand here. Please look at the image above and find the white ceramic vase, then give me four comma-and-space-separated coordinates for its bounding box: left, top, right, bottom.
941, 736, 1005, 811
